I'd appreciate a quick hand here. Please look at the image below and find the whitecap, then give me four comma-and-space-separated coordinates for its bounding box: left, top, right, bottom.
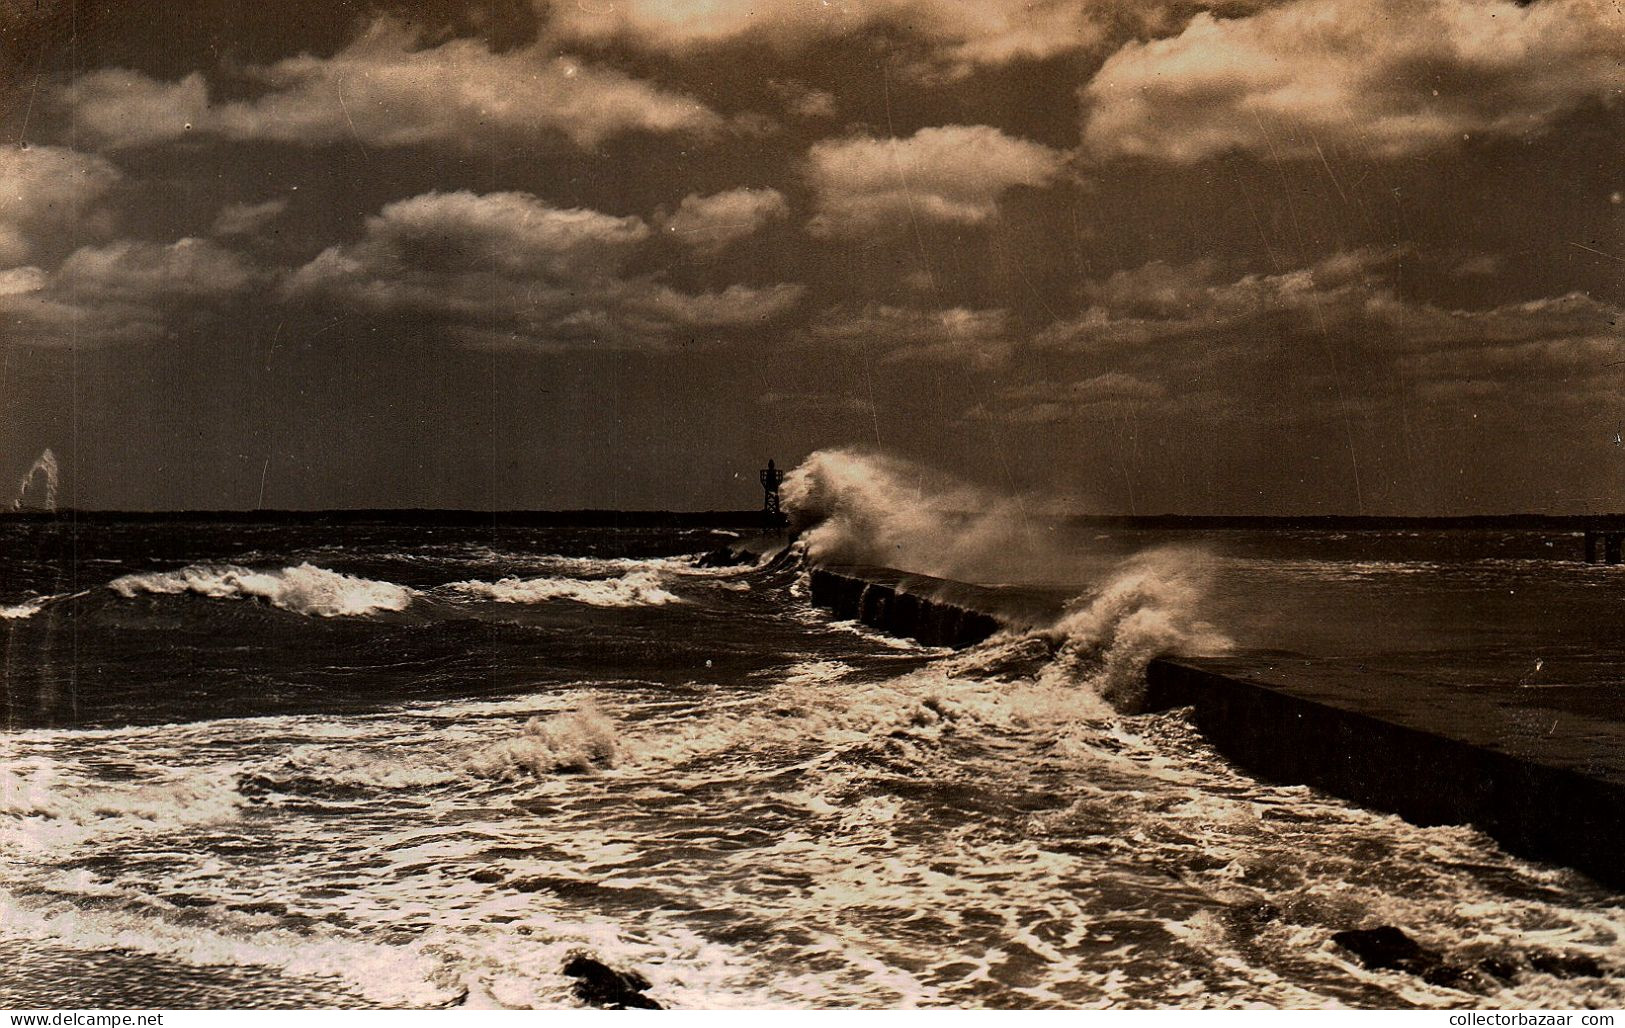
448, 569, 685, 608
108, 563, 414, 617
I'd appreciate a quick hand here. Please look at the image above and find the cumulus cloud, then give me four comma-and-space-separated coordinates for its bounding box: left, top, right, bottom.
656, 188, 789, 254
768, 79, 838, 120
550, 0, 1086, 69
544, 0, 1258, 77
808, 303, 1017, 364
805, 125, 1067, 237
284, 190, 805, 351
990, 249, 1622, 423
1082, 0, 1625, 161
211, 197, 290, 237
62, 19, 724, 151
0, 145, 122, 265
1, 237, 257, 347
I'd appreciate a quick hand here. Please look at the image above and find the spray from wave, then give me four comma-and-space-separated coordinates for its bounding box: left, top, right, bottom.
1037, 549, 1229, 710
11, 448, 58, 512
782, 448, 1227, 710
781, 448, 1046, 581
108, 563, 414, 617
467, 703, 620, 777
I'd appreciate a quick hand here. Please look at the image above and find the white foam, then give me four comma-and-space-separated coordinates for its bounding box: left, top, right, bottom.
466, 702, 620, 777
1, 759, 243, 852
0, 887, 456, 1007
448, 569, 685, 607
1039, 547, 1230, 710
108, 563, 414, 617
1, 595, 49, 619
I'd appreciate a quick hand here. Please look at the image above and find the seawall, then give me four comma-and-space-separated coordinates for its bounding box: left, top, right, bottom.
804, 561, 1625, 887
806, 565, 1065, 648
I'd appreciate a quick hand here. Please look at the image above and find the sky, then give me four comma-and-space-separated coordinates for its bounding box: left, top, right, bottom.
0, 0, 1620, 513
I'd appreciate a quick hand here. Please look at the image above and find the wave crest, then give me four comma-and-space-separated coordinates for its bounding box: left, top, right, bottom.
1, 596, 50, 620
448, 570, 685, 608
108, 563, 414, 617
781, 448, 1042, 580
466, 703, 620, 777
1040, 548, 1229, 710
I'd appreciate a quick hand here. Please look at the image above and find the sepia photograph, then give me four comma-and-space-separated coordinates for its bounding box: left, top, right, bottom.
1, 0, 1622, 1013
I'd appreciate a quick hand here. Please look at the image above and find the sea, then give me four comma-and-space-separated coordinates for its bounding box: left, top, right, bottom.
2, 503, 1623, 1008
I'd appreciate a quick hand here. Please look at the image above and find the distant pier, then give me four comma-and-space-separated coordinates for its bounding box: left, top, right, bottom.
1583, 526, 1625, 563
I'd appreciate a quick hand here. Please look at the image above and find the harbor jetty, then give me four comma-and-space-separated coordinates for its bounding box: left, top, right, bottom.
803, 559, 1625, 888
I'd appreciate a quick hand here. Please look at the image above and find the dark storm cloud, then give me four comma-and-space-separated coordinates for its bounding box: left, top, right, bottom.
1, 0, 1620, 511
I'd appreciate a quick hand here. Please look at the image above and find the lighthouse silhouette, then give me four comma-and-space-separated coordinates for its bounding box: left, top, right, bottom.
760, 459, 785, 526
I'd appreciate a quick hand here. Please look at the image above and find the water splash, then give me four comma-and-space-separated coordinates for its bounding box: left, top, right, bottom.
11, 448, 58, 512
783, 448, 1228, 708
780, 448, 1048, 581
1037, 547, 1230, 710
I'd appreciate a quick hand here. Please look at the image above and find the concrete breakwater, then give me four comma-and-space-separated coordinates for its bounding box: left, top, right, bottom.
806, 565, 1063, 648
804, 560, 1625, 887
1145, 656, 1625, 888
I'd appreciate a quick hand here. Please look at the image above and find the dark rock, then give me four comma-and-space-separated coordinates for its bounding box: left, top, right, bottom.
1420, 963, 1473, 989
1529, 952, 1604, 979
1332, 926, 1430, 972
562, 954, 663, 1010
1476, 957, 1521, 983
1332, 926, 1493, 993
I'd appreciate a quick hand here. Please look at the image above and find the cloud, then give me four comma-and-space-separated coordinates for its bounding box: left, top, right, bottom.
656, 188, 789, 255
1082, 0, 1625, 162
211, 197, 291, 237
988, 249, 1622, 423
549, 0, 1094, 69
1, 237, 257, 347
768, 80, 838, 120
543, 0, 1260, 77
62, 19, 724, 151
808, 303, 1017, 364
0, 145, 122, 265
805, 125, 1067, 237
284, 189, 805, 351
971, 371, 1167, 423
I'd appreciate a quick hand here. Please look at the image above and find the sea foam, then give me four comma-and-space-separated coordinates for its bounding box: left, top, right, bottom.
108, 563, 414, 617
448, 569, 685, 608
1, 596, 50, 620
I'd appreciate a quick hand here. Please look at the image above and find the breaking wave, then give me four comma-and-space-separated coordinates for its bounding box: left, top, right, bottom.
1, 760, 243, 854
1037, 548, 1230, 710
466, 703, 620, 777
781, 448, 1048, 581
1, 596, 50, 620
447, 570, 685, 608
108, 564, 415, 617
782, 449, 1228, 708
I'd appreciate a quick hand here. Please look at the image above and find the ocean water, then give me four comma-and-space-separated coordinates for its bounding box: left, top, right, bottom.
1, 517, 1623, 1009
